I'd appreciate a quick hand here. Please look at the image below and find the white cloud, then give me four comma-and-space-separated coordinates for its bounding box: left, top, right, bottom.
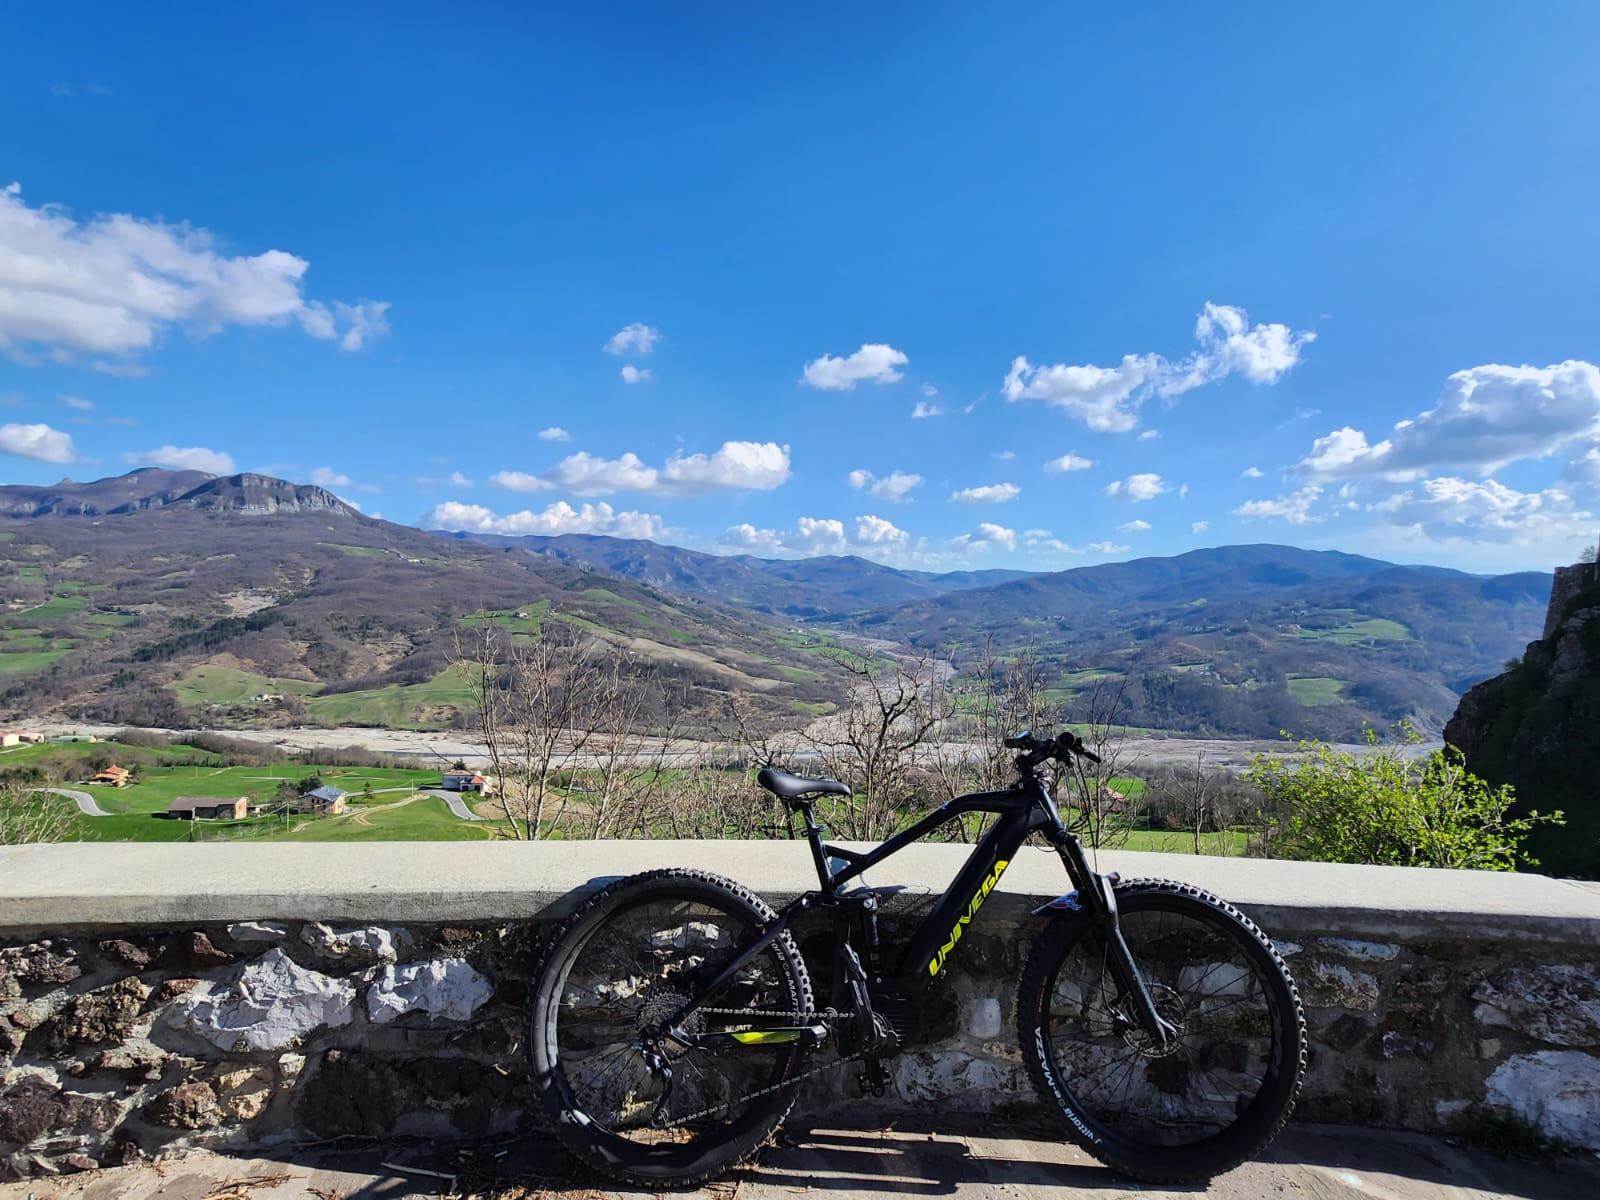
61, 395, 92, 411
1103, 473, 1168, 502
423, 499, 664, 540
123, 444, 235, 473
1118, 519, 1152, 532
1003, 301, 1313, 432
497, 441, 791, 498
921, 382, 939, 397
1242, 466, 1263, 478
911, 401, 943, 418
1088, 541, 1130, 555
619, 364, 651, 384
791, 517, 849, 554
489, 470, 555, 492
603, 323, 661, 356
854, 514, 911, 547
951, 522, 1017, 553
538, 426, 571, 442
1296, 361, 1600, 480
449, 470, 472, 487
719, 523, 785, 553
721, 513, 912, 559
1191, 520, 1210, 533
1138, 429, 1159, 441
1003, 353, 1160, 433
848, 468, 923, 501
1022, 528, 1084, 555
0, 422, 74, 462
1044, 452, 1093, 473
802, 343, 908, 390
992, 449, 1015, 460
1372, 477, 1592, 545
951, 482, 1020, 504
1233, 485, 1323, 525
1179, 483, 1190, 499
308, 467, 350, 487
0, 182, 388, 364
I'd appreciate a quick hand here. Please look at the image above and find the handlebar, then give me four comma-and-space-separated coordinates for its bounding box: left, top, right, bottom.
1004, 729, 1103, 768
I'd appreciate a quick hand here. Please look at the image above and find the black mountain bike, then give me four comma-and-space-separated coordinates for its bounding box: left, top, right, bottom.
529, 730, 1306, 1186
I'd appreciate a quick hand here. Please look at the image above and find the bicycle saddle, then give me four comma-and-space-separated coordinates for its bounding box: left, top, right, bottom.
756, 767, 852, 801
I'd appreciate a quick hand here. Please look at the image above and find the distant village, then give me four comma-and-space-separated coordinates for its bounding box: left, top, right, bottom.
3, 728, 497, 823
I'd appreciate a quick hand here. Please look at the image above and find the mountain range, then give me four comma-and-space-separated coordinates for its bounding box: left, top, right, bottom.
0, 469, 1554, 740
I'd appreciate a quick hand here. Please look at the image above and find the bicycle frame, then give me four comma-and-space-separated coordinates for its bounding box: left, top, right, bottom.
665, 770, 1174, 1049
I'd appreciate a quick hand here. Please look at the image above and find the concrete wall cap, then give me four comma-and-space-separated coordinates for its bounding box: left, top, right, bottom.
2, 841, 1598, 945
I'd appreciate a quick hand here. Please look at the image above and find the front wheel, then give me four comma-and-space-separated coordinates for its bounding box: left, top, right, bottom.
1018, 878, 1305, 1184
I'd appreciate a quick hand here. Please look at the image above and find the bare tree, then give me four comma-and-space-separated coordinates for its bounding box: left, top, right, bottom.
452, 614, 610, 840
1, 785, 73, 845
1060, 676, 1141, 850
1151, 748, 1223, 854
808, 644, 953, 839
584, 655, 653, 838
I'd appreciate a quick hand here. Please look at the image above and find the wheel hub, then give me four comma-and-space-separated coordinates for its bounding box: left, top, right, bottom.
1121, 985, 1187, 1058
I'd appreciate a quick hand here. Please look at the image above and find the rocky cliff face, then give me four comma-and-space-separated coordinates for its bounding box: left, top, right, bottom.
0, 469, 356, 519
1445, 567, 1600, 879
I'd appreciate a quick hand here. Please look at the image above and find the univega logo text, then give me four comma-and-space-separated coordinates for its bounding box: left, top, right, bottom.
926, 858, 1009, 977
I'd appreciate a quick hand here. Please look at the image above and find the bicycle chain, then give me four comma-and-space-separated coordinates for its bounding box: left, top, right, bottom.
650, 1006, 863, 1129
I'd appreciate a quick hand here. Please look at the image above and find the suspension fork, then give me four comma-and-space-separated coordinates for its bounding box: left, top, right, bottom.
1050, 836, 1176, 1048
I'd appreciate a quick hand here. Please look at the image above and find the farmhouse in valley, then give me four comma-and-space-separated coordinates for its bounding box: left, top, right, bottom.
0, 730, 45, 747
92, 765, 131, 788
166, 796, 249, 821
292, 785, 347, 815
441, 770, 495, 794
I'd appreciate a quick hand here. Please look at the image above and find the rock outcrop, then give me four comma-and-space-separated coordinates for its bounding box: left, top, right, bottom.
1444, 567, 1600, 879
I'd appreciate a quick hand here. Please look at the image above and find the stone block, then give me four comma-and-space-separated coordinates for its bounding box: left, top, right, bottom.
168, 948, 355, 1052
226, 922, 289, 944
43, 977, 150, 1055
367, 958, 492, 1025
0, 941, 80, 987
146, 1081, 223, 1130
210, 1066, 275, 1120
1484, 1050, 1600, 1149
301, 923, 400, 967
1473, 964, 1600, 1048
1315, 938, 1400, 962
97, 940, 150, 970
1301, 961, 1379, 1011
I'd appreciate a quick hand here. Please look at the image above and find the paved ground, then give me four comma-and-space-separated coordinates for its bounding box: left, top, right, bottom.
424, 788, 486, 821
42, 787, 109, 817
5, 1124, 1596, 1200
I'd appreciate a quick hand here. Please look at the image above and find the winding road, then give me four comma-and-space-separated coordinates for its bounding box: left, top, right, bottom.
43, 787, 110, 817
423, 789, 485, 821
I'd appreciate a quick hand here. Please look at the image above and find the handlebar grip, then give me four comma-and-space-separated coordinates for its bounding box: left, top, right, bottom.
1002, 732, 1035, 750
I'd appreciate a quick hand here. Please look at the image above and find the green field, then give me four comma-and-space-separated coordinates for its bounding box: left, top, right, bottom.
304, 666, 477, 728
172, 665, 322, 707
1294, 617, 1411, 645
0, 648, 73, 674
12, 741, 1242, 854
1287, 674, 1350, 706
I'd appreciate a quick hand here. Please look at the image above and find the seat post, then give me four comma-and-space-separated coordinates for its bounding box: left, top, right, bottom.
795, 799, 837, 894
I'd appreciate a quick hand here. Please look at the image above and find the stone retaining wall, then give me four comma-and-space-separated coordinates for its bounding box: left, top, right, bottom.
2, 841, 1598, 1178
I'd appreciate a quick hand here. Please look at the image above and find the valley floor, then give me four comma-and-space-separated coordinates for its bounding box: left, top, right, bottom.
25, 719, 1441, 772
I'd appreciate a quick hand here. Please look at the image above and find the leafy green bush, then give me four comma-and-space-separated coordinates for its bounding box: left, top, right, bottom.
1246, 725, 1562, 870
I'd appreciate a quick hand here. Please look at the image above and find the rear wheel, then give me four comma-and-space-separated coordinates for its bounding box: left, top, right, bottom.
529, 869, 813, 1186
1018, 879, 1305, 1184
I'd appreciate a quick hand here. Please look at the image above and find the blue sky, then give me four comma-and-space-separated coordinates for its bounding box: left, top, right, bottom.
2, 2, 1598, 573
